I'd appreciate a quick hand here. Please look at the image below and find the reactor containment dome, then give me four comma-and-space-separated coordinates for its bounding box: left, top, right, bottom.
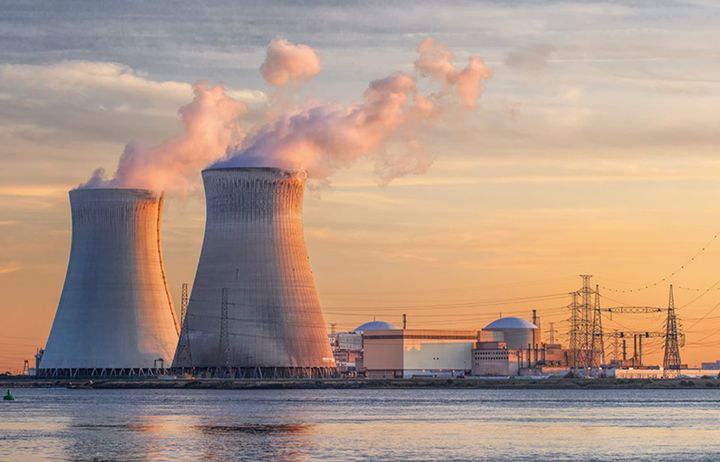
172, 167, 336, 378
483, 317, 539, 350
39, 188, 180, 377
354, 321, 397, 334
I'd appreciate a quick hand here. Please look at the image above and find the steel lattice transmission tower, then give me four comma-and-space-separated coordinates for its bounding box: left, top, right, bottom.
590, 284, 605, 367
219, 287, 230, 372
175, 283, 193, 367
663, 284, 682, 370
180, 283, 189, 328
578, 275, 594, 369
568, 291, 580, 370
611, 330, 620, 362
568, 275, 604, 370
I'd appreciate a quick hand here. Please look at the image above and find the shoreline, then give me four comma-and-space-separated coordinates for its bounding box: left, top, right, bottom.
2, 377, 719, 390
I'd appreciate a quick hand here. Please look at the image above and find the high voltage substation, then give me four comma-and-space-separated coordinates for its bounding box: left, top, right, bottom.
567, 275, 684, 373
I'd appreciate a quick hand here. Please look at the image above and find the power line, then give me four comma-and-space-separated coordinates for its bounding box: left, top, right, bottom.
599, 231, 720, 293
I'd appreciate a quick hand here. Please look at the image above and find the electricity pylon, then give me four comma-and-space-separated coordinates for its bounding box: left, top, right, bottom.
663, 284, 682, 371
568, 291, 580, 370
219, 287, 230, 370
590, 284, 605, 367
175, 283, 193, 366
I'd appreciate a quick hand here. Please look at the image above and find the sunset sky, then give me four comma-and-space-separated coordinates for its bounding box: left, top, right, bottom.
3, 1, 720, 371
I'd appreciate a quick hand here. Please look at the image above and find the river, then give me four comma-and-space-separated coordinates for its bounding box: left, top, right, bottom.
1, 388, 719, 461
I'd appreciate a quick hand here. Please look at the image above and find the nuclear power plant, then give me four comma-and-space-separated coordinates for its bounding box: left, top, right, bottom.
38, 189, 180, 377
27, 172, 692, 381
172, 167, 336, 378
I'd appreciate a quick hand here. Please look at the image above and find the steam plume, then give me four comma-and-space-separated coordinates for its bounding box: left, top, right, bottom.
415, 38, 492, 108
80, 82, 245, 193
260, 39, 321, 87
212, 39, 491, 181
79, 38, 489, 191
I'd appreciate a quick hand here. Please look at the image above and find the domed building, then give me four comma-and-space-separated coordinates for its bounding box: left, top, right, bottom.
354, 320, 396, 334
483, 317, 539, 350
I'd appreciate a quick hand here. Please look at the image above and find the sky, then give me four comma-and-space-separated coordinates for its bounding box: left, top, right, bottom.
2, 0, 720, 371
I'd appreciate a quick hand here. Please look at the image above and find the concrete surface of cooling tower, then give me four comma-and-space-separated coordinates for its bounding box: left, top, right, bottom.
39, 188, 179, 376
173, 167, 336, 378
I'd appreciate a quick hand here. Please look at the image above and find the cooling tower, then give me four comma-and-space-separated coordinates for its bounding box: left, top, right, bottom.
39, 189, 179, 377
172, 167, 336, 378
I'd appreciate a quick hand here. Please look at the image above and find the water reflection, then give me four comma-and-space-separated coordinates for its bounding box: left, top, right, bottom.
196, 423, 311, 434
1, 389, 720, 461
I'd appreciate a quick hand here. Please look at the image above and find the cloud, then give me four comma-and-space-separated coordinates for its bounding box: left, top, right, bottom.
80, 82, 247, 193
504, 44, 555, 74
0, 262, 21, 274
415, 38, 492, 108
260, 39, 321, 86
213, 39, 491, 183
0, 61, 264, 146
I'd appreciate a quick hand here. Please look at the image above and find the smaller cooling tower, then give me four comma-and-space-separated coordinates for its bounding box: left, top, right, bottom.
172, 167, 336, 378
39, 189, 179, 377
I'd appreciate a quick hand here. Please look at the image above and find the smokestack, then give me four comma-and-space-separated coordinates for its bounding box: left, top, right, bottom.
172, 167, 336, 378
39, 189, 179, 376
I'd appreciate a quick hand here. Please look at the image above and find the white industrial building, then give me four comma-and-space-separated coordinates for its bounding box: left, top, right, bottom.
362, 329, 476, 378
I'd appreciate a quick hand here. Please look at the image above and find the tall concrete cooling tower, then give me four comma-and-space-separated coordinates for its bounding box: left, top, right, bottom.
39, 189, 179, 377
172, 167, 336, 378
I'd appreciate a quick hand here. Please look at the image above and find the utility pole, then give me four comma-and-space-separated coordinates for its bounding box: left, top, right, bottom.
663, 284, 682, 371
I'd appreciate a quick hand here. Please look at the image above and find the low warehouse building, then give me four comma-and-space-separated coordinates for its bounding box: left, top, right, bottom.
362, 329, 476, 379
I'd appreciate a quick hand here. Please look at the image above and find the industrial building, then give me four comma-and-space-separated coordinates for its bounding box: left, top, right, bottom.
472, 341, 519, 376
330, 321, 397, 374
172, 167, 336, 378
472, 316, 570, 376
39, 189, 180, 377
362, 329, 476, 378
483, 316, 540, 350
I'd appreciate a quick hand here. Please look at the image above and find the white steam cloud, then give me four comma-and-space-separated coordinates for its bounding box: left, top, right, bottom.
80, 82, 246, 193
211, 38, 491, 182
260, 39, 321, 87
79, 38, 490, 191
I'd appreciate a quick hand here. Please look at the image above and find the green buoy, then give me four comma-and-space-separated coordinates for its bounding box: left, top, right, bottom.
3, 390, 15, 401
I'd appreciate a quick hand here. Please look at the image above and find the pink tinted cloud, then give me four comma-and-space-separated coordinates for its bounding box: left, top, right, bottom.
260, 39, 321, 87
415, 38, 492, 108
213, 38, 491, 182
81, 82, 246, 193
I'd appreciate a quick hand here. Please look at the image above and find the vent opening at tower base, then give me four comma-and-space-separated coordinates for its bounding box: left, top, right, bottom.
36, 367, 173, 379
174, 367, 338, 379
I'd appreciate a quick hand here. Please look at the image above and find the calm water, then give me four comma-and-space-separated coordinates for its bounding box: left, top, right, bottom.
0, 387, 719, 461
